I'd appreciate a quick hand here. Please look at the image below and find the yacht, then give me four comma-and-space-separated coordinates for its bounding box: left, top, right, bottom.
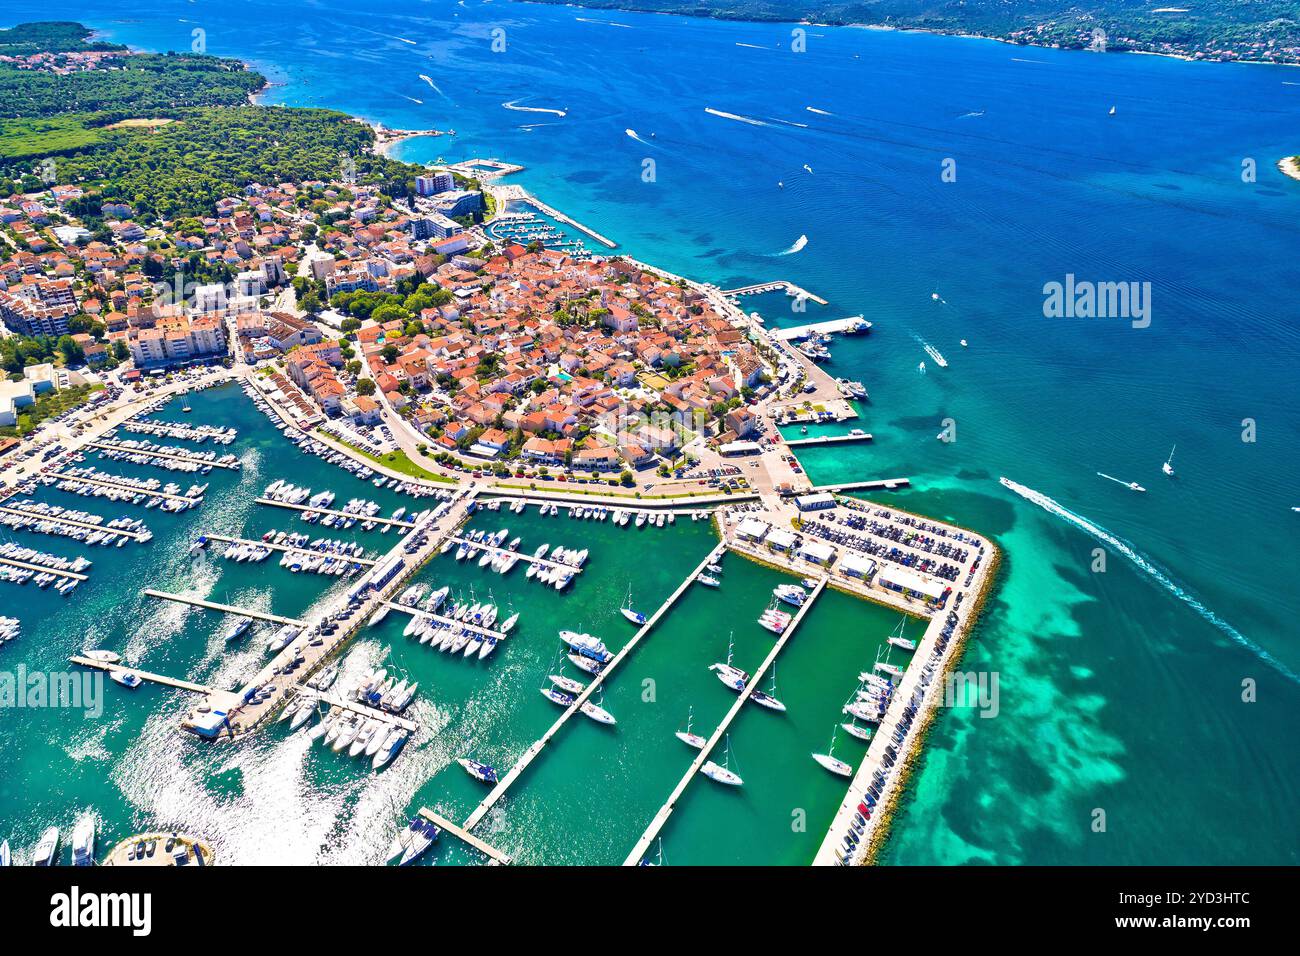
773, 584, 806, 607
109, 669, 142, 689
32, 826, 60, 866
373, 728, 408, 770
550, 674, 586, 695
581, 699, 617, 725
223, 617, 252, 644
696, 573, 721, 588
559, 630, 608, 658
389, 817, 439, 866
71, 816, 96, 866
699, 736, 743, 786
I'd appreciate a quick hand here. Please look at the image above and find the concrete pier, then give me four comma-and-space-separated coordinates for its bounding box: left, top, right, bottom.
462, 542, 728, 831
381, 601, 507, 641
769, 316, 871, 340
417, 807, 512, 865
448, 536, 584, 574
722, 280, 829, 306
808, 478, 910, 493
785, 432, 873, 448
142, 589, 306, 627
622, 576, 828, 865
70, 655, 226, 698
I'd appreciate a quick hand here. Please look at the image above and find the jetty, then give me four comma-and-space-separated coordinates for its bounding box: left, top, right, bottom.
0, 554, 88, 581
462, 543, 728, 831
86, 439, 240, 469
142, 589, 306, 628
495, 184, 617, 249
0, 504, 149, 540
417, 807, 511, 865
310, 689, 417, 735
622, 576, 828, 865
255, 498, 416, 529
785, 432, 873, 448
807, 478, 910, 494
722, 280, 829, 306
769, 316, 871, 341
203, 533, 377, 566
49, 470, 202, 505
70, 655, 229, 699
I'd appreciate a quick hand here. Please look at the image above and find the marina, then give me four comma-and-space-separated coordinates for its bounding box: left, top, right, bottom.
255, 497, 418, 529
0, 503, 151, 541
45, 469, 204, 507
721, 280, 829, 306
86, 439, 241, 470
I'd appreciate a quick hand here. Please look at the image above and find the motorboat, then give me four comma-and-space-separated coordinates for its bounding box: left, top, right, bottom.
71, 816, 96, 866
109, 669, 142, 689
32, 826, 60, 866
373, 728, 408, 770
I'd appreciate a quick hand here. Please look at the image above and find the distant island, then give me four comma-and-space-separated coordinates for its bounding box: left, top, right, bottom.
525, 0, 1300, 65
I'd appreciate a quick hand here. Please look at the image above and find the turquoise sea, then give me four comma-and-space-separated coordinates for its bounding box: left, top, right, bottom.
3, 0, 1299, 864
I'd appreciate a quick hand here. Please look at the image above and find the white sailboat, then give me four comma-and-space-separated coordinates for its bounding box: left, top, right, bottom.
1162, 445, 1176, 477
700, 734, 744, 786
812, 725, 854, 777
620, 584, 647, 625
675, 705, 706, 749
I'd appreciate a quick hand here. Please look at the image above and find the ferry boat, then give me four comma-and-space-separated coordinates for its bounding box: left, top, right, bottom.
458, 758, 498, 785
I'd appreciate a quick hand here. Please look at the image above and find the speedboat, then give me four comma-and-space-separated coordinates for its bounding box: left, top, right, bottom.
458, 758, 499, 784
32, 826, 60, 866
109, 669, 142, 689
71, 816, 96, 866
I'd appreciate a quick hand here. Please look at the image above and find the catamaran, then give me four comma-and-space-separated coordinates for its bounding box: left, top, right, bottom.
700, 735, 744, 786
675, 705, 706, 749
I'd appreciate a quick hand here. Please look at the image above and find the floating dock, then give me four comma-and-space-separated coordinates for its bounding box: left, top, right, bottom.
86, 440, 240, 469
769, 316, 870, 340
255, 498, 416, 529
785, 432, 873, 447
448, 536, 584, 574
203, 533, 377, 566
462, 543, 728, 831
310, 689, 418, 734
142, 589, 306, 627
622, 576, 828, 865
417, 807, 511, 865
0, 504, 149, 540
722, 280, 829, 306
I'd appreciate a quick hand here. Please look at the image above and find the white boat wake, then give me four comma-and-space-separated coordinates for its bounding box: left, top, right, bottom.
736, 42, 768, 50
400, 95, 423, 105
503, 100, 567, 117
576, 17, 633, 28
705, 107, 772, 128
805, 106, 833, 116
418, 74, 445, 96
774, 234, 808, 256
999, 477, 1299, 684
625, 128, 653, 146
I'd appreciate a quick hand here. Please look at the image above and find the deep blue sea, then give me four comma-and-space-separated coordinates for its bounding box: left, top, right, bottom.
9, 0, 1300, 863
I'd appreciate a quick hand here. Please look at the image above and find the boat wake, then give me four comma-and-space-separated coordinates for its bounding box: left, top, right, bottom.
999, 477, 1299, 684
417, 74, 445, 96
736, 42, 768, 50
805, 106, 834, 116
913, 334, 948, 367
774, 234, 808, 256
625, 128, 654, 146
503, 99, 567, 117
400, 95, 423, 105
576, 17, 633, 28
958, 109, 986, 119
705, 107, 772, 128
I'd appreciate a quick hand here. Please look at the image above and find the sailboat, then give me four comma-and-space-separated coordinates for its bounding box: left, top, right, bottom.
748, 662, 786, 712
709, 633, 749, 691
458, 757, 499, 785
675, 705, 706, 749
580, 688, 617, 725
1162, 445, 1176, 477
620, 585, 646, 625
638, 837, 666, 867
886, 616, 917, 652
700, 734, 744, 786
811, 726, 854, 777
1109, 105, 1117, 116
